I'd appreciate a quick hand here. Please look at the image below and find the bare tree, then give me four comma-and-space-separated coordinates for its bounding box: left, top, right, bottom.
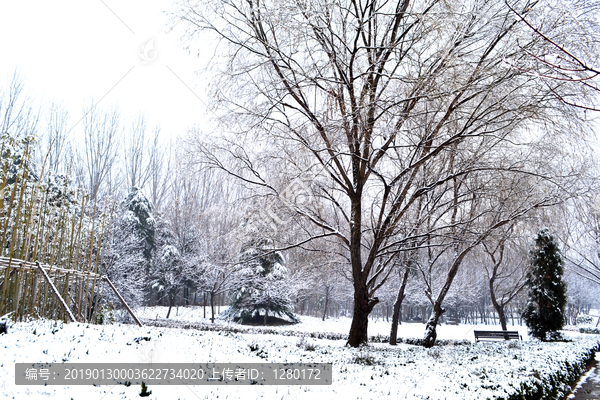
390, 252, 415, 345
0, 71, 38, 139
148, 131, 171, 212
178, 0, 599, 347
124, 114, 150, 191
505, 0, 600, 110
482, 225, 529, 331
562, 192, 600, 286
44, 102, 71, 175
81, 103, 121, 201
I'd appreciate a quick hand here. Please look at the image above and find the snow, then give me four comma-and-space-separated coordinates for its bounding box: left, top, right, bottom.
2, 310, 598, 399
134, 305, 530, 342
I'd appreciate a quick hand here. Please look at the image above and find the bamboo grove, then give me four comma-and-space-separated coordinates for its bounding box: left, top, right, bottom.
0, 133, 113, 323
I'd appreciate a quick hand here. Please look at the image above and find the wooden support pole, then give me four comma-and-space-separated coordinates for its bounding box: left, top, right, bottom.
103, 276, 142, 327
36, 262, 76, 323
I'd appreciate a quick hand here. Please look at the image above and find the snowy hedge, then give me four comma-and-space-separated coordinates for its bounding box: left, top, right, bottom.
579, 327, 600, 335
336, 337, 600, 400
495, 340, 598, 400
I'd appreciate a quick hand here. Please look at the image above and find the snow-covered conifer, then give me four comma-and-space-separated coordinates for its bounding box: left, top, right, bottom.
522, 229, 567, 340
226, 237, 298, 324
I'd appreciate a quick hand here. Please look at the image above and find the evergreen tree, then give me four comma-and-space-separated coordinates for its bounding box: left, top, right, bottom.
226, 238, 298, 325
522, 229, 567, 340
148, 216, 201, 317
105, 188, 156, 311
121, 187, 156, 266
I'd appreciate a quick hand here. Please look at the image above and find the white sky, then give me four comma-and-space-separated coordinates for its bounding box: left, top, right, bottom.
0, 0, 212, 139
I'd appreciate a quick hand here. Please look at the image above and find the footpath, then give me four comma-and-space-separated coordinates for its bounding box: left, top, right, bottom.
569, 354, 600, 400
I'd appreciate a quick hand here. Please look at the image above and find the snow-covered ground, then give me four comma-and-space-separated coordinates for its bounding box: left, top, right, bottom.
2, 310, 599, 400
134, 305, 530, 341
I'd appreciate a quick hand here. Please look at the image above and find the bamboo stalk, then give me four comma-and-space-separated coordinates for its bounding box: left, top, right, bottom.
18, 186, 35, 260
0, 144, 28, 313
79, 198, 98, 319
19, 267, 35, 320
39, 265, 51, 317
22, 141, 53, 261
66, 192, 84, 269
37, 262, 76, 322
75, 198, 92, 320
0, 156, 21, 253
30, 182, 49, 262
86, 202, 110, 321
0, 157, 10, 243
0, 258, 101, 277
13, 262, 27, 321
52, 178, 70, 267
60, 273, 71, 322
7, 144, 31, 260
0, 134, 113, 322
30, 268, 41, 315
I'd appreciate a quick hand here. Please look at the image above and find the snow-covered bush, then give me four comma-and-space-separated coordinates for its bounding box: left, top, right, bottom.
579, 327, 600, 334
93, 303, 115, 325
576, 314, 594, 325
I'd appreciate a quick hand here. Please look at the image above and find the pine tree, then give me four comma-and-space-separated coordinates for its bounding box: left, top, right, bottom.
148, 216, 202, 317
105, 188, 156, 311
226, 238, 298, 325
121, 187, 156, 266
522, 229, 567, 340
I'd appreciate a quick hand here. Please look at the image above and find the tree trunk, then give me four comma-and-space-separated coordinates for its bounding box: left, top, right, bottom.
322, 290, 329, 322
423, 247, 473, 348
264, 298, 270, 326
497, 306, 508, 332
203, 292, 206, 319
166, 293, 174, 319
347, 283, 378, 347
210, 292, 215, 323
390, 299, 403, 346
489, 280, 508, 332
390, 265, 411, 345
488, 256, 512, 334
423, 303, 445, 348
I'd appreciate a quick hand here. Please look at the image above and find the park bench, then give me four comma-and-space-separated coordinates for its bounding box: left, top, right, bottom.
445, 318, 459, 325
474, 330, 521, 342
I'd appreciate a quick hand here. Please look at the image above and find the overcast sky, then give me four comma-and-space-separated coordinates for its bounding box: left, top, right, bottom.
0, 0, 211, 139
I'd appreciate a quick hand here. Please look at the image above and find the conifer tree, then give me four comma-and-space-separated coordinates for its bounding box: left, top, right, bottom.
522, 229, 567, 340
122, 187, 156, 267
226, 238, 298, 325
105, 188, 156, 310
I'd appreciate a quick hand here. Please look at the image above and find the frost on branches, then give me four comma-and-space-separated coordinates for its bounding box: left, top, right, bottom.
522, 229, 567, 340
225, 238, 298, 325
